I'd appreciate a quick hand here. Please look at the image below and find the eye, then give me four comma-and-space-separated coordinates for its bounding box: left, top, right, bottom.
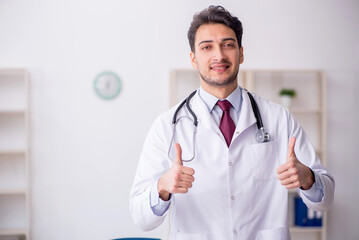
223, 43, 235, 48
201, 45, 211, 50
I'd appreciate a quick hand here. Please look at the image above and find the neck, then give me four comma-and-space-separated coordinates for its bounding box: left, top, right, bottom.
200, 81, 237, 99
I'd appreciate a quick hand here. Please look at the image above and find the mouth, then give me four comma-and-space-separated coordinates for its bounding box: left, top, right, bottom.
210, 64, 230, 73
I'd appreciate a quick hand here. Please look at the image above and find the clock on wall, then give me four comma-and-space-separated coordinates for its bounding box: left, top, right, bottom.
93, 71, 122, 100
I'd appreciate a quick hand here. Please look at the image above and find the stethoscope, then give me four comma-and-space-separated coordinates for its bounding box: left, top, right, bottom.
168, 89, 271, 162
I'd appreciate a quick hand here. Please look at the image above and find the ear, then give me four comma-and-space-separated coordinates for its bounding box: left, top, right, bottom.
190, 51, 198, 69
239, 46, 244, 64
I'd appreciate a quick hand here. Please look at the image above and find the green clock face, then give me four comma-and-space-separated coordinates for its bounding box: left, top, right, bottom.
94, 71, 122, 100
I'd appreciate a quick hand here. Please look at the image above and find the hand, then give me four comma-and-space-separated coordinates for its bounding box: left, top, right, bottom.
157, 143, 195, 201
276, 137, 314, 190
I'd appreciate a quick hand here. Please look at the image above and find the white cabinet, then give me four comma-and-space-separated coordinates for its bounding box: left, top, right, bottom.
0, 69, 30, 240
170, 69, 328, 240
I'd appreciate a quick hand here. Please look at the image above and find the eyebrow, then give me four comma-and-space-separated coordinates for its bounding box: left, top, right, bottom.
198, 38, 237, 46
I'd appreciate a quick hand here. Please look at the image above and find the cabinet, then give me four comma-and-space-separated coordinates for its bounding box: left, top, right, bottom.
170, 69, 327, 240
0, 69, 30, 240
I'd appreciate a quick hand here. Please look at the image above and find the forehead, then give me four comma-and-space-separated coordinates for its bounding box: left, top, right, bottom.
195, 23, 237, 44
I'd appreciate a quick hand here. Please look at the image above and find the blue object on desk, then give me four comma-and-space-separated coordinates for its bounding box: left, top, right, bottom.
295, 197, 322, 227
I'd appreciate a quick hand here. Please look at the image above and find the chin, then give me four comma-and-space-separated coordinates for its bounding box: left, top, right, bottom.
199, 70, 238, 87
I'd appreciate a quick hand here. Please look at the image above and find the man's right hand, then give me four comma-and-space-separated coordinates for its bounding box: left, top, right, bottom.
157, 143, 195, 201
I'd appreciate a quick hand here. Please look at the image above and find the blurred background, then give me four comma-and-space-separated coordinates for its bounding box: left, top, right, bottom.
0, 0, 358, 239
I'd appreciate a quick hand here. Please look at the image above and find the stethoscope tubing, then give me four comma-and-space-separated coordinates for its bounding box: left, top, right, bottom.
172, 90, 198, 126
173, 89, 265, 130
169, 89, 270, 162
246, 91, 264, 130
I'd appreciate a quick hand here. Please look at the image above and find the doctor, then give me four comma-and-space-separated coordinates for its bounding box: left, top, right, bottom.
130, 5, 334, 240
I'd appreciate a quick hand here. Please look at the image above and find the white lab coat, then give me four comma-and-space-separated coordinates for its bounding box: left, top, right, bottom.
130, 89, 334, 240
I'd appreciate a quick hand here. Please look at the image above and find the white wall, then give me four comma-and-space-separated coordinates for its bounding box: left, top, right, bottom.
0, 0, 358, 239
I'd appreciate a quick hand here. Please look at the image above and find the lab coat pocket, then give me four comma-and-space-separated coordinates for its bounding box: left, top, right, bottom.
249, 141, 279, 180
257, 227, 290, 240
175, 231, 211, 240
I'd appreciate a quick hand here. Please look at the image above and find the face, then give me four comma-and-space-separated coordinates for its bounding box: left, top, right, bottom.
190, 23, 244, 88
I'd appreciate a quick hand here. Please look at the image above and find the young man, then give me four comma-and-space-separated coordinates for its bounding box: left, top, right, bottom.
130, 6, 334, 239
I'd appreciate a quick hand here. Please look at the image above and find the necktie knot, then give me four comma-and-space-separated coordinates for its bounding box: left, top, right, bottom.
217, 100, 232, 111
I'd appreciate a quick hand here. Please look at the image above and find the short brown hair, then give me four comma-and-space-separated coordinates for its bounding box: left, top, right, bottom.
187, 5, 243, 52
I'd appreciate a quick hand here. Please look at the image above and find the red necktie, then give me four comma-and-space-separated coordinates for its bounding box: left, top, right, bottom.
217, 100, 236, 147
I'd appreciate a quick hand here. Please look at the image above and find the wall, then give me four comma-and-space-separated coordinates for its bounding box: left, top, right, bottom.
0, 0, 358, 239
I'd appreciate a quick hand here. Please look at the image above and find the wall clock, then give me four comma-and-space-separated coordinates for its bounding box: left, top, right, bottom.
93, 71, 122, 100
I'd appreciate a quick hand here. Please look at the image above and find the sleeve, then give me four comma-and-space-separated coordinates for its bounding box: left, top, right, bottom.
287, 110, 335, 211
129, 116, 173, 231
150, 180, 172, 216
299, 170, 335, 212
300, 170, 324, 202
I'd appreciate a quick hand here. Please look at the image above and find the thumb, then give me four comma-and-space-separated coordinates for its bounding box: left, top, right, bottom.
287, 137, 296, 160
174, 143, 183, 166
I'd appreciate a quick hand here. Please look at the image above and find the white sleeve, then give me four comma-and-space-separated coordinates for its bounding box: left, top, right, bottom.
300, 170, 324, 202
129, 116, 172, 231
150, 180, 172, 216
299, 170, 335, 212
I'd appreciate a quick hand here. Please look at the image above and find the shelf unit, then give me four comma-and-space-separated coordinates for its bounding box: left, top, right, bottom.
170, 69, 327, 240
0, 69, 30, 240
242, 70, 327, 240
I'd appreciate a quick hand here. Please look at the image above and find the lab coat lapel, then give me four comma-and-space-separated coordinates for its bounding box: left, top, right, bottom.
191, 92, 221, 133
190, 89, 257, 142
233, 89, 257, 138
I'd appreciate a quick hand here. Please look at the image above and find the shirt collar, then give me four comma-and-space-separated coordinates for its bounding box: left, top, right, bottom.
198, 85, 242, 113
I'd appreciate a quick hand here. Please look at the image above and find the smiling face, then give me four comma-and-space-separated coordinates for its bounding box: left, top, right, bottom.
190, 23, 244, 95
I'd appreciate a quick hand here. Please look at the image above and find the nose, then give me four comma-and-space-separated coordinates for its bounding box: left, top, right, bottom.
212, 46, 226, 62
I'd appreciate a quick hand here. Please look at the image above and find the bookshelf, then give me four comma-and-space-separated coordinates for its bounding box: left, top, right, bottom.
243, 70, 327, 240
0, 69, 30, 240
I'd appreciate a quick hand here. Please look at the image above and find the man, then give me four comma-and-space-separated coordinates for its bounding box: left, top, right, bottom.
130, 5, 334, 239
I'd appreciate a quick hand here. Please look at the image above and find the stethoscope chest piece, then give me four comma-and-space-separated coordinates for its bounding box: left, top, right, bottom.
256, 127, 271, 143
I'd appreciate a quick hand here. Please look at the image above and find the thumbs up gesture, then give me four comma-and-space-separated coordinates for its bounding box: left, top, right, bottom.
276, 137, 315, 190
157, 143, 195, 201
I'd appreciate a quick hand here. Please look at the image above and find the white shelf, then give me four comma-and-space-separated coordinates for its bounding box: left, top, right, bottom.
0, 151, 26, 155
0, 190, 26, 195
0, 69, 30, 240
243, 70, 327, 240
0, 110, 26, 114
0, 229, 27, 236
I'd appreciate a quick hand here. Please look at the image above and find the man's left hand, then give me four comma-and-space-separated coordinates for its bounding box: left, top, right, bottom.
276, 137, 314, 190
